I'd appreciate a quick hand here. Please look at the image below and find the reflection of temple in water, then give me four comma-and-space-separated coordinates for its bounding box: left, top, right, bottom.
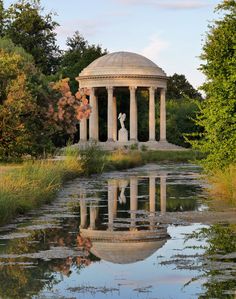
79, 175, 170, 264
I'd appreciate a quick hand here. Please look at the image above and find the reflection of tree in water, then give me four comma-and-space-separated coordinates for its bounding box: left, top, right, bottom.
165, 184, 200, 212
137, 179, 200, 212
0, 223, 99, 299
185, 224, 236, 298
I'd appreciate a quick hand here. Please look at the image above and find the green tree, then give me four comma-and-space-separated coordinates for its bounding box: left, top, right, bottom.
0, 39, 55, 158
166, 99, 201, 147
0, 0, 4, 36
59, 31, 107, 92
4, 0, 60, 74
190, 0, 236, 170
167, 73, 202, 100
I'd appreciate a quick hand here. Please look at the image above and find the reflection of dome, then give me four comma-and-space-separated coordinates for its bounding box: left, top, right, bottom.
79, 51, 167, 78
90, 240, 167, 264
80, 229, 169, 264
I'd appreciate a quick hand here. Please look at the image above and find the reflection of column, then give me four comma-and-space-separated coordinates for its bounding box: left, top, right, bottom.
80, 198, 87, 228
113, 181, 118, 218
89, 206, 97, 230
149, 87, 156, 141
160, 88, 167, 142
108, 180, 117, 230
107, 86, 114, 141
149, 177, 156, 213
149, 177, 156, 229
113, 96, 117, 141
80, 118, 87, 141
130, 177, 138, 230
160, 176, 167, 214
129, 86, 137, 141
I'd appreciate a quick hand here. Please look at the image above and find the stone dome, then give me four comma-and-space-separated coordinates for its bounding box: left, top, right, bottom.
79, 51, 167, 78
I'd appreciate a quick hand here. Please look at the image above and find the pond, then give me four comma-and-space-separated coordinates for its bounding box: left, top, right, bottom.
0, 163, 235, 299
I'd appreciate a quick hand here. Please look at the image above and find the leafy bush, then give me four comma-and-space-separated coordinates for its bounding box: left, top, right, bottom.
79, 142, 106, 175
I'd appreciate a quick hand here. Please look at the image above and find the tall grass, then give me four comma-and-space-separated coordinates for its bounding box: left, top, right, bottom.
0, 155, 83, 226
208, 164, 236, 202
106, 149, 143, 170
141, 150, 204, 163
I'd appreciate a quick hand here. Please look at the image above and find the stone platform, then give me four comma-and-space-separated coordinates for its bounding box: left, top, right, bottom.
77, 141, 188, 151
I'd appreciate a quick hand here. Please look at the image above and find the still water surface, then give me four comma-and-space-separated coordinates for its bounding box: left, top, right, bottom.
0, 163, 235, 299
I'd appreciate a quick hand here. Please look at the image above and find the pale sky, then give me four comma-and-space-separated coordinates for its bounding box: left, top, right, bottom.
4, 0, 221, 89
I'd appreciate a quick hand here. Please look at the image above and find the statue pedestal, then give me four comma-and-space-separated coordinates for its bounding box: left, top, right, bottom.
118, 128, 128, 142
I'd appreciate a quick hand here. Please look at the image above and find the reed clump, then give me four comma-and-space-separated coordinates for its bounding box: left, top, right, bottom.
106, 149, 143, 170
208, 164, 236, 202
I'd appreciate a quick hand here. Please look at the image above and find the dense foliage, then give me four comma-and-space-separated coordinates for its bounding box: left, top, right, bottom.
58, 31, 107, 93
3, 0, 60, 74
0, 38, 91, 159
167, 73, 202, 100
166, 99, 200, 147
190, 0, 236, 170
0, 38, 53, 158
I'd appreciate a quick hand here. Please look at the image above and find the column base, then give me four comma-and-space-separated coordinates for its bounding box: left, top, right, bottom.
107, 138, 115, 142
148, 139, 156, 142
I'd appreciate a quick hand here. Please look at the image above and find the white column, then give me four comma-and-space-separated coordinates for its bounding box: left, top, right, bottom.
130, 177, 138, 230
129, 86, 137, 141
94, 95, 99, 140
149, 87, 156, 141
89, 87, 96, 140
160, 88, 167, 142
80, 118, 87, 141
160, 176, 167, 214
113, 96, 117, 141
107, 86, 114, 141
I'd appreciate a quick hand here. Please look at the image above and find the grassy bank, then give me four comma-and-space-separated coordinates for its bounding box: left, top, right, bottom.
207, 165, 236, 202
105, 150, 144, 170
0, 146, 199, 226
0, 156, 83, 226
141, 149, 204, 163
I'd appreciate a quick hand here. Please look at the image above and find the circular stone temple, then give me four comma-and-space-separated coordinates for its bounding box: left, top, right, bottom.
76, 51, 181, 150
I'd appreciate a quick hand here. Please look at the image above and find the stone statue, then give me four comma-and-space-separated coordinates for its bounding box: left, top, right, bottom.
118, 113, 126, 129
118, 112, 128, 142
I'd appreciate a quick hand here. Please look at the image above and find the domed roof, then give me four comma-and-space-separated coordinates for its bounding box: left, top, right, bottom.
79, 51, 166, 77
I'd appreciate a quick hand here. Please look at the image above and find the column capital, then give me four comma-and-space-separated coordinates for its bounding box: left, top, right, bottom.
161, 87, 167, 92
106, 86, 114, 93
129, 86, 137, 92
149, 86, 156, 93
